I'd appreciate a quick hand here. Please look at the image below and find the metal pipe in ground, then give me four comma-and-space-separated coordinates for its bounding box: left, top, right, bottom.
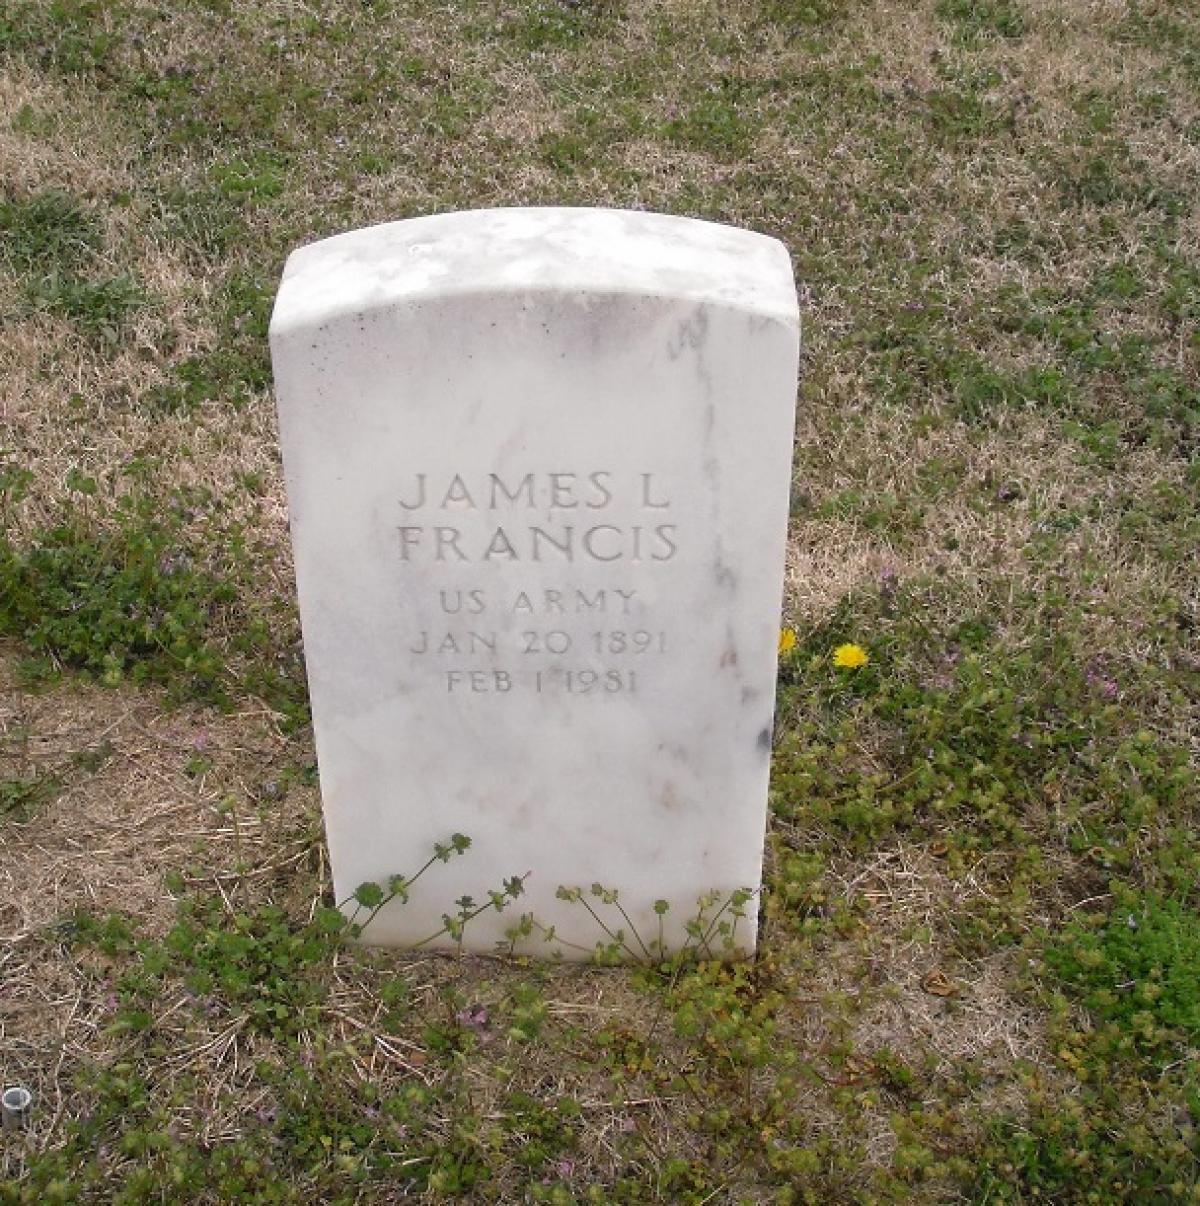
1, 1086, 32, 1131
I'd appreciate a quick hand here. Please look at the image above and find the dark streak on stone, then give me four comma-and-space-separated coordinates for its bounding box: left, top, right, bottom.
667, 306, 710, 361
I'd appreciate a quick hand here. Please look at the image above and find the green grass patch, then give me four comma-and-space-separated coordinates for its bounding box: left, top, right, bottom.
499, 0, 625, 52
1, 190, 148, 343
0, 188, 100, 274
152, 183, 249, 263
936, 0, 1026, 44
0, 488, 307, 724
0, 494, 235, 698
0, 0, 123, 76
760, 0, 858, 31
1, 190, 150, 344
923, 71, 1018, 144
664, 79, 763, 159
773, 581, 1197, 897
976, 890, 1200, 1198
0, 771, 61, 822
1045, 890, 1200, 1064
24, 270, 147, 343
141, 273, 273, 413
974, 1086, 1200, 1203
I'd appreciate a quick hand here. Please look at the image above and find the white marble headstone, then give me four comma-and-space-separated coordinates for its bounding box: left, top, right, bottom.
270, 208, 799, 959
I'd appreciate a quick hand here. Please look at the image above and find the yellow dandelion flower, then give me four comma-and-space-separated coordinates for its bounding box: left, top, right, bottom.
833, 642, 869, 669
778, 627, 797, 656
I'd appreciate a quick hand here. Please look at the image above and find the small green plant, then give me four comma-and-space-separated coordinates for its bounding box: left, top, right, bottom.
163, 898, 340, 1040
668, 957, 785, 1071
536, 883, 756, 965
344, 833, 528, 951
501, 1090, 580, 1172
0, 771, 60, 821
1043, 889, 1200, 1062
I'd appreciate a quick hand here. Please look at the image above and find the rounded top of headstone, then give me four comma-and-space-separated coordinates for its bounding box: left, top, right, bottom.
270, 207, 798, 339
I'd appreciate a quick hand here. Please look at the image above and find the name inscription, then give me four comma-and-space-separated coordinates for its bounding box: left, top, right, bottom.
398, 468, 681, 695
397, 471, 677, 564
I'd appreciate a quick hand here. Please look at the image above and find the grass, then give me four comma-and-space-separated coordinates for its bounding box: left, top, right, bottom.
0, 187, 100, 273
1, 0, 1198, 1199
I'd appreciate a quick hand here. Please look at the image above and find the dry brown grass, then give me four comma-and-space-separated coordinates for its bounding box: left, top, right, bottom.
0, 66, 135, 198
0, 638, 306, 1172
0, 644, 316, 944
0, 61, 287, 560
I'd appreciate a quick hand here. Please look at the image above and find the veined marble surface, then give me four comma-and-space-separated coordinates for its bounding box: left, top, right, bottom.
270, 208, 800, 959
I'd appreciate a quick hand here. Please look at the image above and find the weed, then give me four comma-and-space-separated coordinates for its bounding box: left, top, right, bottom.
164, 897, 338, 1039
345, 832, 529, 950
772, 579, 1196, 885
502, 1091, 579, 1172
536, 883, 755, 964
974, 1084, 1200, 1201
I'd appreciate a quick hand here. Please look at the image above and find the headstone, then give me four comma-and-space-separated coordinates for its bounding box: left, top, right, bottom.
270, 208, 799, 959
